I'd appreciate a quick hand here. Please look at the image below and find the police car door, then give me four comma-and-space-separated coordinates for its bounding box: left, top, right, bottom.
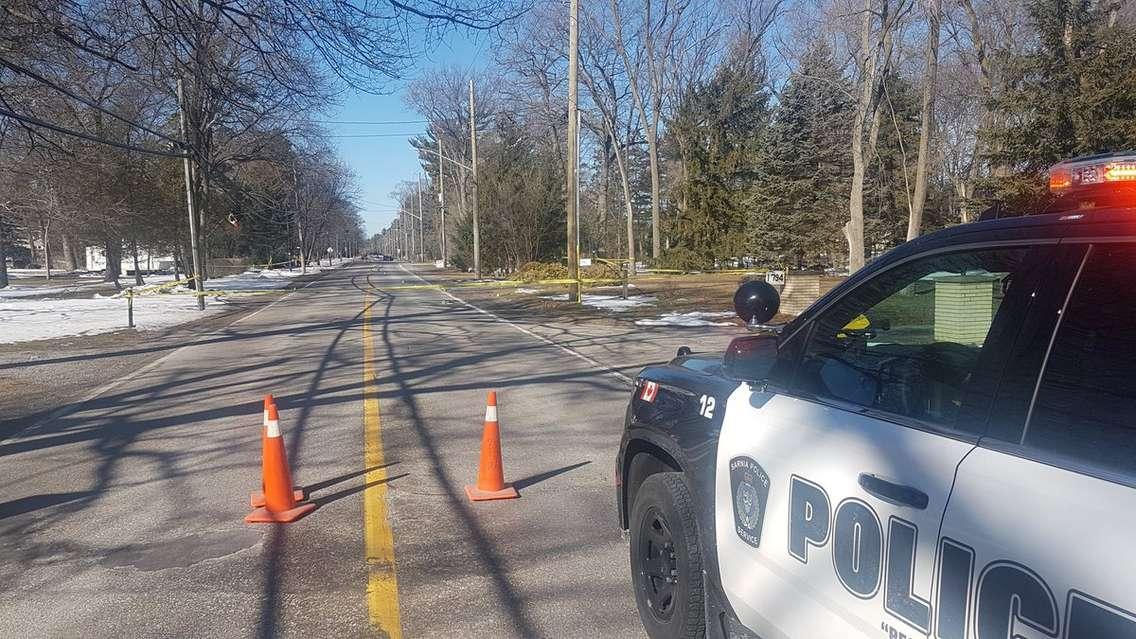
940, 241, 1136, 639
716, 245, 1051, 638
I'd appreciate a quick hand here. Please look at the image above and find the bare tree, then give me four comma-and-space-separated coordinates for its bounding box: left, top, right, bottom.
610, 0, 699, 259
846, 0, 911, 272
907, 0, 941, 239
579, 2, 645, 273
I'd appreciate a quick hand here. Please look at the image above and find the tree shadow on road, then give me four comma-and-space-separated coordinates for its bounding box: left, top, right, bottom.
513, 461, 592, 491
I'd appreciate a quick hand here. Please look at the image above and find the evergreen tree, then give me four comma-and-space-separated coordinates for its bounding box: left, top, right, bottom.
751, 43, 852, 269
664, 39, 768, 268
983, 0, 1136, 210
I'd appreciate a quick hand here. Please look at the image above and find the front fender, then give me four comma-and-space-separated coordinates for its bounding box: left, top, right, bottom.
618, 368, 743, 628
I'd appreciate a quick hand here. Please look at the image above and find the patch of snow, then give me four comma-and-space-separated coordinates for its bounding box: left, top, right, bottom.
0, 295, 223, 343
514, 287, 540, 294
541, 293, 656, 312
590, 283, 639, 290
0, 280, 109, 299
6, 269, 93, 279
635, 311, 737, 327
0, 259, 353, 343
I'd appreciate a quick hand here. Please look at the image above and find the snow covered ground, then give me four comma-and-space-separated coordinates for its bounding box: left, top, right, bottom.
0, 280, 108, 299
5, 269, 92, 279
634, 311, 736, 327
0, 295, 231, 343
0, 260, 351, 344
541, 293, 657, 312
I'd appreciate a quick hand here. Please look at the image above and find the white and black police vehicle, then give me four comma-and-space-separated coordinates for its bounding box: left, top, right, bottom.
617, 152, 1136, 639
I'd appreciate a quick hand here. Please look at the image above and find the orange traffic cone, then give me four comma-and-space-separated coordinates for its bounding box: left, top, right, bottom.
250, 395, 303, 508
464, 391, 519, 502
262, 394, 275, 431
246, 403, 316, 523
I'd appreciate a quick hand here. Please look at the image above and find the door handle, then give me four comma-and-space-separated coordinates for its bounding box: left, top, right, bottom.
858, 473, 929, 510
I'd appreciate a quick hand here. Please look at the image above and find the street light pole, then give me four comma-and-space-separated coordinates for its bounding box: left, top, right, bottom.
417, 177, 424, 262
438, 136, 446, 265
469, 78, 480, 279
576, 109, 582, 264
566, 0, 580, 302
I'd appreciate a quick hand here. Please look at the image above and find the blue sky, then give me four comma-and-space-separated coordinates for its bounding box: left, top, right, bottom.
325, 29, 493, 236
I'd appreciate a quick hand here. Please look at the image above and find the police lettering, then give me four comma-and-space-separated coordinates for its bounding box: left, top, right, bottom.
784, 475, 1134, 639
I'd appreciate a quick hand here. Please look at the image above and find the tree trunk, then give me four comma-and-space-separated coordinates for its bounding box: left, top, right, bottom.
612, 139, 636, 276
601, 138, 610, 254
847, 0, 875, 273
62, 233, 78, 271
132, 239, 144, 286
104, 238, 122, 288
908, 0, 940, 241
0, 211, 8, 289
297, 219, 307, 273
27, 227, 37, 267
197, 168, 210, 282
646, 134, 662, 259
847, 0, 893, 273
42, 221, 52, 281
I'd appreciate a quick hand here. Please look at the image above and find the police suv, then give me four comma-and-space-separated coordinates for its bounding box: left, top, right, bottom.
617, 153, 1136, 639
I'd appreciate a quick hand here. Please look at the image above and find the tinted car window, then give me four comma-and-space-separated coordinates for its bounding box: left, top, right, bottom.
1023, 243, 1136, 479
795, 248, 1030, 431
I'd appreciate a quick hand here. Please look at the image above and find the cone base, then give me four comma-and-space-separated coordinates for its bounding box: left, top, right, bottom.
250, 489, 305, 508
465, 483, 519, 502
245, 501, 317, 523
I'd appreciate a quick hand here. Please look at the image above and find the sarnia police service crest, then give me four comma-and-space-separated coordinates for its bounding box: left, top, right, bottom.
729, 456, 770, 549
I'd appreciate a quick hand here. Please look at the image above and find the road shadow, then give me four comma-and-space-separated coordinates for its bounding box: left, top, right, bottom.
302, 463, 397, 494
312, 473, 409, 508
0, 491, 94, 521
513, 461, 592, 491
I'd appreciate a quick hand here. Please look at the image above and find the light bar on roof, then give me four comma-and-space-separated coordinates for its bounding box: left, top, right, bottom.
1049, 153, 1136, 194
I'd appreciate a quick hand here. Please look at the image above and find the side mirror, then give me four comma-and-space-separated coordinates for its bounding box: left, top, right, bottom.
733, 280, 780, 326
723, 334, 779, 382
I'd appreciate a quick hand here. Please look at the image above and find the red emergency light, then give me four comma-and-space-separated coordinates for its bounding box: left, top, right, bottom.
1049, 152, 1136, 194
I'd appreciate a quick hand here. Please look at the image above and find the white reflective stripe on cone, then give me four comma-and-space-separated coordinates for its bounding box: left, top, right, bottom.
485, 406, 498, 422
263, 410, 269, 426
266, 419, 281, 438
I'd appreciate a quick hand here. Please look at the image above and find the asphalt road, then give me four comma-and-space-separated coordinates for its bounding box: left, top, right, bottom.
0, 260, 739, 638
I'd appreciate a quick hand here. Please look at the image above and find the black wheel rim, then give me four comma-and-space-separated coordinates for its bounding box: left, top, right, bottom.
637, 506, 680, 623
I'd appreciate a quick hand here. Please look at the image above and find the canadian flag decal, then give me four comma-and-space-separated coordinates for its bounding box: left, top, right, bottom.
640, 380, 659, 403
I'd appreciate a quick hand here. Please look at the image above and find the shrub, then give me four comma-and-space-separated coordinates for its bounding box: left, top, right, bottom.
510, 261, 569, 282
654, 247, 710, 272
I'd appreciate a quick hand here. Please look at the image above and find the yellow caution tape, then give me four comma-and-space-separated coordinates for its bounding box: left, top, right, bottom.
376, 277, 627, 292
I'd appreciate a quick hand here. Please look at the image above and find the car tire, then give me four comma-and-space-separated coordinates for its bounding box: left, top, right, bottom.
629, 472, 705, 639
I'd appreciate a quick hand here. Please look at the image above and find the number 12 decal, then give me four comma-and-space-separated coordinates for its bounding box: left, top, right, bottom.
699, 394, 716, 419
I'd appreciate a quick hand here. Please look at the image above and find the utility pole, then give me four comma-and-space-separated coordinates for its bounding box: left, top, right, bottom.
576, 109, 582, 262
177, 79, 205, 311
566, 0, 581, 302
469, 79, 480, 279
438, 136, 446, 265
417, 177, 424, 261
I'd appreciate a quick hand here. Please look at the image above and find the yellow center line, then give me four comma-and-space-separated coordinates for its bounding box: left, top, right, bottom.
362, 294, 402, 639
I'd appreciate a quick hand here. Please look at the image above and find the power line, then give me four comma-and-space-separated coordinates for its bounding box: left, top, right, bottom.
312, 119, 429, 125
326, 132, 422, 138
0, 56, 184, 148
312, 110, 520, 128
0, 106, 188, 158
